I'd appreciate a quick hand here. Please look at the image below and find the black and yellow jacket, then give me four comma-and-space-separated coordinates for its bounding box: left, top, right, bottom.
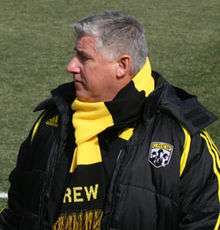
0, 70, 219, 230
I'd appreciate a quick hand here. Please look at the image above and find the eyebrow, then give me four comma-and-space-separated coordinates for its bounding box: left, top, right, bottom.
74, 48, 92, 58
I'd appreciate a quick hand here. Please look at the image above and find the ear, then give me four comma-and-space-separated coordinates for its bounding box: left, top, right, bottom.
116, 55, 132, 79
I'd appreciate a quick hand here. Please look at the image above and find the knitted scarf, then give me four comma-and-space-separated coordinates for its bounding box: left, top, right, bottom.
70, 57, 154, 173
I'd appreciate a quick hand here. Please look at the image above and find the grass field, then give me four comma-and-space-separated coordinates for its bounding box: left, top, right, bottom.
0, 0, 219, 210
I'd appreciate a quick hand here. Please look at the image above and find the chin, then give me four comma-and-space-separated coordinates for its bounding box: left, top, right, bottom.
75, 90, 104, 102
76, 92, 92, 102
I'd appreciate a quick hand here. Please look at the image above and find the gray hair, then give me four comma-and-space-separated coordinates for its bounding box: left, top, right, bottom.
73, 11, 148, 74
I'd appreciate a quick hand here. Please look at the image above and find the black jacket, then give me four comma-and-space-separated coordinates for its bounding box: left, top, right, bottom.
0, 72, 219, 230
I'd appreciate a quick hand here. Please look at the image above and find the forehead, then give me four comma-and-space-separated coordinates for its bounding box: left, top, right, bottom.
75, 35, 97, 52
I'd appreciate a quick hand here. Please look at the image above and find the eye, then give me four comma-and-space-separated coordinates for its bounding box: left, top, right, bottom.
74, 49, 92, 63
79, 54, 90, 62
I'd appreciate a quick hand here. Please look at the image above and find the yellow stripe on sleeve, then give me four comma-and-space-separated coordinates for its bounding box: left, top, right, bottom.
31, 112, 45, 142
214, 213, 220, 230
200, 132, 220, 230
200, 132, 220, 201
203, 130, 220, 167
180, 127, 191, 176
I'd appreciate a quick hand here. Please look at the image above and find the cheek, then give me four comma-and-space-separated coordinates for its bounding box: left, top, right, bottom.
82, 67, 100, 91
83, 63, 99, 80
102, 67, 116, 85
82, 65, 95, 81
84, 63, 115, 91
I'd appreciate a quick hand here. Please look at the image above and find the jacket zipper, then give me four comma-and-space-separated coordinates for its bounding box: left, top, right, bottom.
39, 135, 62, 229
104, 148, 126, 227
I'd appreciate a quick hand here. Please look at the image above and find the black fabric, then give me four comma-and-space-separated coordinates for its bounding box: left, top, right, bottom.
0, 71, 218, 230
151, 72, 217, 134
59, 163, 106, 213
34, 82, 74, 112
105, 81, 145, 127
99, 132, 127, 182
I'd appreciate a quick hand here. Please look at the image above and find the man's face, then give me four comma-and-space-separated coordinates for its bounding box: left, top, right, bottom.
67, 35, 120, 102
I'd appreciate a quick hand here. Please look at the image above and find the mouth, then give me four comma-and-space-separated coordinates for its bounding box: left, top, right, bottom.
73, 78, 85, 90
74, 79, 83, 84
73, 75, 81, 82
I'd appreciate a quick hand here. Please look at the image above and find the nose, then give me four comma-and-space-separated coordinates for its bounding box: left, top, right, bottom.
66, 57, 81, 74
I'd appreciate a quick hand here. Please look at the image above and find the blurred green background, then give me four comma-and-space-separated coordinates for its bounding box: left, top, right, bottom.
0, 0, 219, 209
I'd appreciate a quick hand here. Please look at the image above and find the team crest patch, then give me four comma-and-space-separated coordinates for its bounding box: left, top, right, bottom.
148, 142, 174, 168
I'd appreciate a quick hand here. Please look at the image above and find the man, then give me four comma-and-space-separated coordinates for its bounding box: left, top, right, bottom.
0, 11, 219, 230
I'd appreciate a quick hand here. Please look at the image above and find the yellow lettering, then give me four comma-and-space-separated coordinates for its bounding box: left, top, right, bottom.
152, 143, 172, 151
63, 188, 72, 203
84, 184, 99, 201
73, 187, 84, 202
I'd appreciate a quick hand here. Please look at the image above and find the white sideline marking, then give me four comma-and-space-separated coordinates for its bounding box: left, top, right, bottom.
0, 192, 8, 199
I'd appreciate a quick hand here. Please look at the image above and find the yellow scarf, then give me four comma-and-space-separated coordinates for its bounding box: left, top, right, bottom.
70, 58, 154, 173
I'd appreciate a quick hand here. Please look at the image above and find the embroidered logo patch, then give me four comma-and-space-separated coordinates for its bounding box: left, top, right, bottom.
148, 142, 174, 168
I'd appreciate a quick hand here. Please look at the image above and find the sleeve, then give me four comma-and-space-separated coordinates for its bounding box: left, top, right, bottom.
179, 129, 220, 230
0, 139, 32, 229
0, 112, 46, 230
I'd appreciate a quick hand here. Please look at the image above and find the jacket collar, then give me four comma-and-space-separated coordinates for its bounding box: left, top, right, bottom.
34, 71, 217, 135
34, 82, 74, 112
